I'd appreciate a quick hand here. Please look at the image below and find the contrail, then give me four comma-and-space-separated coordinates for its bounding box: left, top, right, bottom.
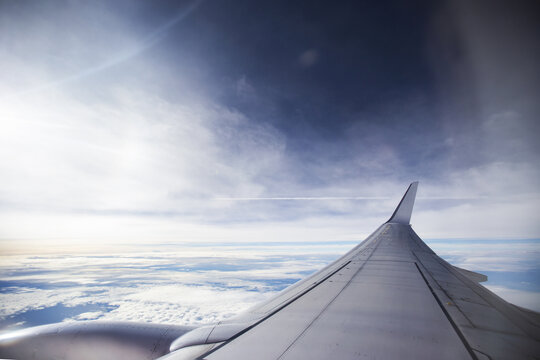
214, 197, 390, 201
214, 196, 483, 201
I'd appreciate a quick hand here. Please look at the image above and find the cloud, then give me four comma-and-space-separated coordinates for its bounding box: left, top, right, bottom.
483, 286, 540, 312
0, 0, 204, 100
0, 84, 286, 213
426, 240, 540, 272
1, 240, 538, 332
74, 311, 106, 320
0, 245, 337, 330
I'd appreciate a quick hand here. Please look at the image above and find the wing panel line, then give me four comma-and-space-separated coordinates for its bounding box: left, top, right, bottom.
275, 232, 387, 360
197, 260, 353, 359
201, 227, 390, 359
414, 262, 478, 360
235, 224, 386, 320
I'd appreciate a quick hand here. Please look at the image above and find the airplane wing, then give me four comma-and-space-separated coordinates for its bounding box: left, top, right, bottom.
2, 183, 539, 360
163, 182, 540, 360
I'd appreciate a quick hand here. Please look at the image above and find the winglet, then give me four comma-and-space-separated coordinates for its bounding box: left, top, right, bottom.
386, 182, 419, 224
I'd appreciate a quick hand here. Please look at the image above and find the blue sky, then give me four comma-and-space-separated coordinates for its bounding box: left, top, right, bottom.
0, 0, 539, 325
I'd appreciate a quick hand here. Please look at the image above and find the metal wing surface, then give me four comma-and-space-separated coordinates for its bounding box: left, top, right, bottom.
180, 182, 540, 360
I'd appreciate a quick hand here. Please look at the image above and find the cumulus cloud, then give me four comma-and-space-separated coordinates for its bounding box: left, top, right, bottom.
484, 286, 540, 312
0, 243, 345, 331
427, 240, 540, 272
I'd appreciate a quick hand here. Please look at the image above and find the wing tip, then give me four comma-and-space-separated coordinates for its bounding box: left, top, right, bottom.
386, 182, 419, 225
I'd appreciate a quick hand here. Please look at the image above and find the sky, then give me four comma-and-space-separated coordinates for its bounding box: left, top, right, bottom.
0, 0, 540, 328
1, 0, 540, 244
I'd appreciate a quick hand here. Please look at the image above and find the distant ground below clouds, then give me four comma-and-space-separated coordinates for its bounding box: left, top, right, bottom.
0, 239, 539, 334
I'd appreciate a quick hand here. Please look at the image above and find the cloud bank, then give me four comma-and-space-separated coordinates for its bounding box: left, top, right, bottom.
1, 240, 538, 334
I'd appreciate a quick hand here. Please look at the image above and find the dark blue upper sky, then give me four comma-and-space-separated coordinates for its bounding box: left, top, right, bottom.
146, 0, 440, 131
122, 0, 540, 175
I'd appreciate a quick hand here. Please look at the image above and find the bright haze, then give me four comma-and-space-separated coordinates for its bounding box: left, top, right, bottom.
0, 0, 539, 328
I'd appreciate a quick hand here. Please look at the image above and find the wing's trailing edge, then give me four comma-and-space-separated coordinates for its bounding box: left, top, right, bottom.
387, 181, 418, 224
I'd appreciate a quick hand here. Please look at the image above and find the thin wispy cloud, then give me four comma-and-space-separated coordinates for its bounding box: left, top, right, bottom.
214, 197, 390, 201
1, 0, 204, 101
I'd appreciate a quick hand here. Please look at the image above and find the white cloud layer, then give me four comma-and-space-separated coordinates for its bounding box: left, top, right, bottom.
484, 286, 540, 312
0, 243, 342, 331
0, 240, 538, 333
